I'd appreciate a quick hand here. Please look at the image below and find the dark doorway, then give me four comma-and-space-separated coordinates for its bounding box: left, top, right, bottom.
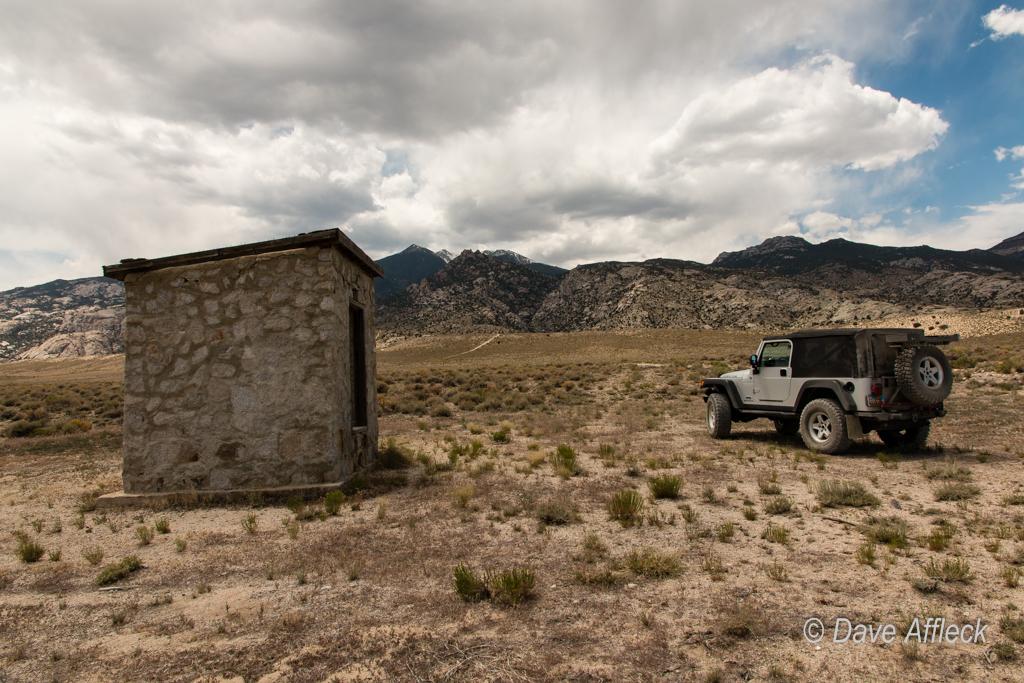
350, 305, 368, 427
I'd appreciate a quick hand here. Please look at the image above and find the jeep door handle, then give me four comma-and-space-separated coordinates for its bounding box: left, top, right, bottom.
780, 369, 787, 377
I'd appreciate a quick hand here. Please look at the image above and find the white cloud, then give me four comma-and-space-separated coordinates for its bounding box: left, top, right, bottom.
650, 55, 947, 173
995, 145, 1024, 161
0, 1, 978, 289
984, 5, 1024, 38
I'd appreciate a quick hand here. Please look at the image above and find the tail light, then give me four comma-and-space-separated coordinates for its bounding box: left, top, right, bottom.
871, 383, 883, 396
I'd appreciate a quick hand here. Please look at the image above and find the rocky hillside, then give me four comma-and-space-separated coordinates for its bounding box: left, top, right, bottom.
0, 278, 125, 361
377, 251, 560, 333
990, 231, 1024, 259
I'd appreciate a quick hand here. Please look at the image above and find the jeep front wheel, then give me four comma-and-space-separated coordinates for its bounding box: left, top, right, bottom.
895, 345, 953, 405
706, 393, 732, 439
799, 399, 851, 454
877, 421, 930, 451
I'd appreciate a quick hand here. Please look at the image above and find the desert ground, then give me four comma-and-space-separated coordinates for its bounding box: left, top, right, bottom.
1, 328, 1024, 682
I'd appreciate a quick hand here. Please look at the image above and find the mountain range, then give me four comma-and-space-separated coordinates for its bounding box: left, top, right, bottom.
2, 232, 1023, 359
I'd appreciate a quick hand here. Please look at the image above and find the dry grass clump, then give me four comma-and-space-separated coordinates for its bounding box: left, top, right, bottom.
96, 556, 143, 586
923, 557, 972, 582
450, 484, 476, 508
815, 480, 880, 508
761, 522, 789, 544
452, 564, 536, 606
625, 547, 681, 578
934, 482, 981, 501
534, 497, 579, 525
762, 496, 792, 516
81, 546, 103, 565
999, 615, 1024, 644
607, 489, 645, 526
862, 516, 910, 549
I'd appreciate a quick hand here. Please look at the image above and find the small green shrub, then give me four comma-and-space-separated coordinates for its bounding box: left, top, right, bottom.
135, 525, 154, 546
154, 517, 171, 534
549, 444, 579, 477
96, 556, 143, 586
485, 567, 536, 606
324, 490, 345, 515
241, 514, 258, 534
816, 480, 880, 508
453, 563, 488, 602
765, 560, 788, 582
491, 429, 511, 443
16, 538, 45, 563
607, 489, 645, 525
717, 521, 735, 542
648, 474, 682, 499
742, 505, 758, 521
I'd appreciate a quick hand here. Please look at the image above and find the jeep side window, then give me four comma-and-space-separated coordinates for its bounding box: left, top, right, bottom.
759, 341, 791, 368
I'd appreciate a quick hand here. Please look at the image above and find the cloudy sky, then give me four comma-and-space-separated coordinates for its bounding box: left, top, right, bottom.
2, 0, 1023, 290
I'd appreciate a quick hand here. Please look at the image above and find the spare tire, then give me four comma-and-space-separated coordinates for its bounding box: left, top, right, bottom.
895, 345, 953, 405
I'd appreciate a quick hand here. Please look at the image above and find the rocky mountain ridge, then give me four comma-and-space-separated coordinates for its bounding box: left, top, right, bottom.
379, 232, 1024, 335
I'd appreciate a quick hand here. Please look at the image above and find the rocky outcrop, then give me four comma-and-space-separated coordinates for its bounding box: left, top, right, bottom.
18, 308, 125, 359
0, 277, 125, 361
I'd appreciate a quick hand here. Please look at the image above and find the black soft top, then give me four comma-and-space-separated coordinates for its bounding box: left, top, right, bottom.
762, 328, 924, 342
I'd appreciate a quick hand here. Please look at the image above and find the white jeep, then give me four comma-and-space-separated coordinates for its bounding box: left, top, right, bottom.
700, 328, 957, 454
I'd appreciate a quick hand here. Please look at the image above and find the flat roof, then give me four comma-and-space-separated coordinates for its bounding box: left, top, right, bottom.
762, 328, 925, 340
102, 229, 384, 281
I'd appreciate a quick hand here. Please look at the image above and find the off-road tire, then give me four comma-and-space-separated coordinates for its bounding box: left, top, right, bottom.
773, 419, 800, 436
799, 398, 851, 454
895, 345, 953, 405
706, 393, 732, 439
877, 421, 930, 451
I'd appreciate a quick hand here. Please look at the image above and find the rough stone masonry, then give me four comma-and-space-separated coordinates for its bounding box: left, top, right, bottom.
103, 230, 384, 495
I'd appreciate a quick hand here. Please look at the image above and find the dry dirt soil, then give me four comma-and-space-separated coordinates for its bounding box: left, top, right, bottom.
2, 329, 1024, 683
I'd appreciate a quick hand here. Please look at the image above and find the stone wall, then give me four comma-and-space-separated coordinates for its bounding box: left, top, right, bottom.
121, 245, 377, 494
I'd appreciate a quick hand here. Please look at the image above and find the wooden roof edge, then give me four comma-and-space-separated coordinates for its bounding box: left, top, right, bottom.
102, 229, 384, 281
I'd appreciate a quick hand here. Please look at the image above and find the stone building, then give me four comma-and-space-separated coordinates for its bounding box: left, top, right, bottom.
102, 230, 383, 496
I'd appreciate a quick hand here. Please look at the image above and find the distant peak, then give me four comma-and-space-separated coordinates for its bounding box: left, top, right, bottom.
484, 249, 533, 265
401, 244, 435, 254
435, 249, 455, 263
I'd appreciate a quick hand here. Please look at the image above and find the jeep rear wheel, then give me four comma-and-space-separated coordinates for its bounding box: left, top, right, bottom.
895, 345, 953, 405
877, 421, 930, 451
799, 398, 851, 454
706, 393, 732, 439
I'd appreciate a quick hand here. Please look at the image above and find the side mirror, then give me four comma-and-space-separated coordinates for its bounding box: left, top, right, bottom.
750, 354, 759, 374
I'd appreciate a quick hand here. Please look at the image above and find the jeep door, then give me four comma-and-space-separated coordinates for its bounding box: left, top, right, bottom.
753, 340, 793, 403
